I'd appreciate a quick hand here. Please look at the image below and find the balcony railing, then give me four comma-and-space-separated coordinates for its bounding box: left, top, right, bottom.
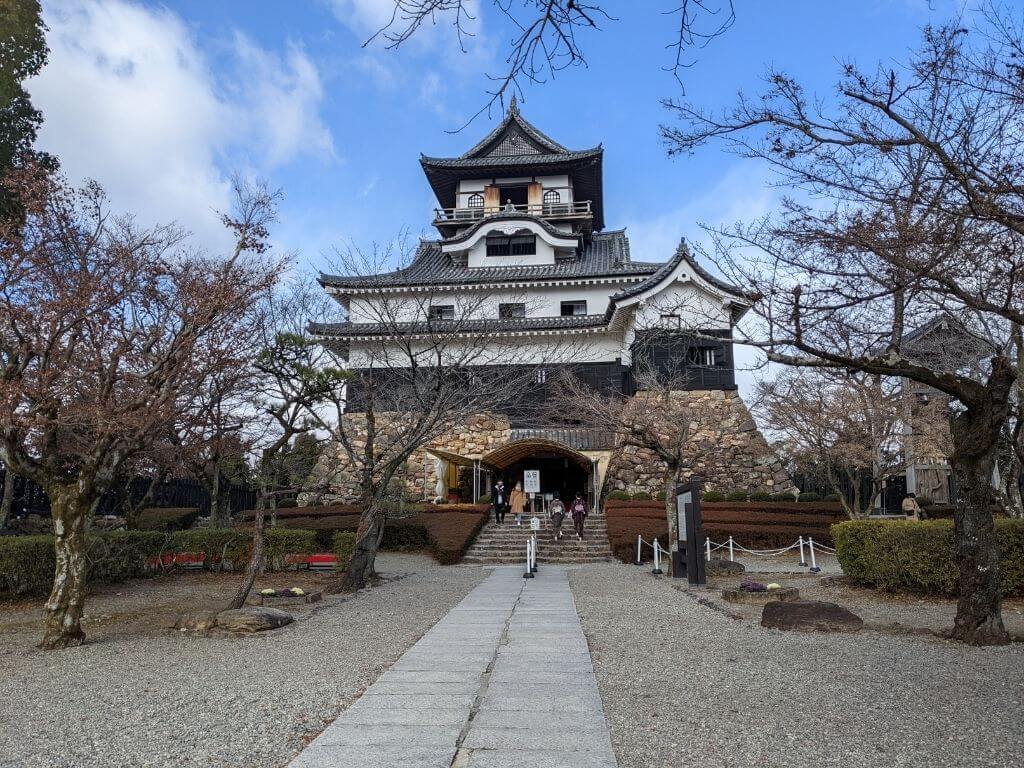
433, 199, 592, 224
508, 426, 618, 451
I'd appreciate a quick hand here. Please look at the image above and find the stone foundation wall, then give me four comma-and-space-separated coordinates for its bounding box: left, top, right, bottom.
603, 390, 790, 497
311, 390, 790, 504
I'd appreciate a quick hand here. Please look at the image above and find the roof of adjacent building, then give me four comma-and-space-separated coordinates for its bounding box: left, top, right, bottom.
420, 101, 605, 230
319, 230, 658, 290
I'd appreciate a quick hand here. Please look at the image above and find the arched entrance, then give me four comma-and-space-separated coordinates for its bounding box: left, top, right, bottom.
482, 439, 595, 510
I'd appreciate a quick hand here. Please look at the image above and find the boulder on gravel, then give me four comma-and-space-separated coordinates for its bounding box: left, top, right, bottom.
173, 610, 219, 632
216, 607, 293, 633
761, 600, 863, 633
706, 557, 745, 576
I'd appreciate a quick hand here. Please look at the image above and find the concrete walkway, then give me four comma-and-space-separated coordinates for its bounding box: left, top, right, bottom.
289, 567, 618, 768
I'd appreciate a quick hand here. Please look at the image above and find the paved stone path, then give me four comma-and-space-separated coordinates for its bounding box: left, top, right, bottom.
289, 567, 618, 768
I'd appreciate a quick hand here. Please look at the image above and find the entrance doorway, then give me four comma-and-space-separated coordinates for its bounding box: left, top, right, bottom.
481, 439, 595, 511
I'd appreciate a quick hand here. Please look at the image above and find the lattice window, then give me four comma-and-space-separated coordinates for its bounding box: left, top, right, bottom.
488, 129, 540, 157
467, 193, 484, 208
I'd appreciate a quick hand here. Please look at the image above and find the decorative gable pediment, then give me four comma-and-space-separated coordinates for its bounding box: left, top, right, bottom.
485, 126, 545, 157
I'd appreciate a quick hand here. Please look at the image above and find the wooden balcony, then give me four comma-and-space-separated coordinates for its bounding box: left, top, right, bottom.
432, 200, 593, 231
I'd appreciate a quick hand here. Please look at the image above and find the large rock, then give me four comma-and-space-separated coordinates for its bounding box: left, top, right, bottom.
217, 607, 293, 633
761, 600, 863, 633
174, 610, 219, 632
706, 557, 745, 576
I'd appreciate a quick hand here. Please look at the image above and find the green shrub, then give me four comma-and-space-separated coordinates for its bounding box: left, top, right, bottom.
332, 531, 356, 570
833, 519, 1024, 596
702, 491, 725, 502
606, 490, 631, 501
770, 492, 793, 502
477, 494, 491, 504
277, 497, 298, 509
821, 493, 841, 503
631, 491, 653, 501
135, 507, 200, 532
748, 492, 772, 502
167, 528, 317, 569
798, 492, 822, 503
725, 491, 748, 502
0, 531, 165, 597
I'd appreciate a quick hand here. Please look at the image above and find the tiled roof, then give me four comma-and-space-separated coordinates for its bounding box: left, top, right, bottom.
609, 239, 755, 305
310, 314, 609, 338
420, 147, 603, 169
319, 230, 659, 290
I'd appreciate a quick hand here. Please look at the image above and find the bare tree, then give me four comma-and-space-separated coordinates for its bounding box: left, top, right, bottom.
226, 275, 347, 610
365, 1, 734, 121
0, 168, 283, 649
313, 240, 581, 590
662, 12, 1024, 644
754, 368, 949, 518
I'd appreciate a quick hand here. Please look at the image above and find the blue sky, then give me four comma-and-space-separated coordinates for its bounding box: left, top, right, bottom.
28, 1, 966, 391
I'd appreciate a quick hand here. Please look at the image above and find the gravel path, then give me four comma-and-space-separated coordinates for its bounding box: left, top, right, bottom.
570, 563, 1024, 768
0, 554, 485, 768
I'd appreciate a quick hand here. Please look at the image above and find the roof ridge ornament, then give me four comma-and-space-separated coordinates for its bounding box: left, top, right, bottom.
508, 94, 518, 114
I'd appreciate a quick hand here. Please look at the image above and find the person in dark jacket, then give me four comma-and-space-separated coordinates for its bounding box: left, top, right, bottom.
492, 480, 509, 524
549, 493, 566, 541
569, 492, 588, 540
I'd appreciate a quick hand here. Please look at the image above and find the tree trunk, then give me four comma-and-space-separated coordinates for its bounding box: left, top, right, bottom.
210, 469, 228, 529
343, 500, 386, 591
227, 492, 266, 609
41, 485, 93, 650
663, 466, 681, 575
948, 363, 1014, 646
0, 467, 14, 529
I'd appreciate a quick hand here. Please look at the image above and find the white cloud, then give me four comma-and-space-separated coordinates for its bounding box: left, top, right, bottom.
29, 0, 333, 249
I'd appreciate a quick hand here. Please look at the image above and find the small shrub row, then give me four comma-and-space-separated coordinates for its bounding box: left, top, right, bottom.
0, 530, 166, 597
135, 507, 200, 532
0, 528, 321, 597
833, 519, 1024, 596
332, 532, 356, 570
701, 490, 836, 503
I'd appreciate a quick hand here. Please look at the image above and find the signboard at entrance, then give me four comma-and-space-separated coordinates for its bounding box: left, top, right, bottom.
530, 516, 541, 531
676, 488, 692, 542
523, 470, 540, 494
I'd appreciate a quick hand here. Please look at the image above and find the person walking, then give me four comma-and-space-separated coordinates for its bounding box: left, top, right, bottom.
510, 481, 527, 526
901, 493, 923, 521
549, 493, 566, 541
492, 480, 508, 524
569, 492, 588, 541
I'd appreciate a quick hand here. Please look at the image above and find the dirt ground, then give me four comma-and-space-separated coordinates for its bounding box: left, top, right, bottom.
0, 569, 344, 645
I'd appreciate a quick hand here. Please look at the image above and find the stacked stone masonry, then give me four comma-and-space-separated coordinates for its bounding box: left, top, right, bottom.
312, 390, 790, 503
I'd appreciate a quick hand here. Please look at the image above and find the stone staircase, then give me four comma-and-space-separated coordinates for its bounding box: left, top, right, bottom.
462, 509, 615, 565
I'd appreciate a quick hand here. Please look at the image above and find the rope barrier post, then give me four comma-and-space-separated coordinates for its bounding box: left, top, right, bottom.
728, 536, 735, 562
651, 538, 663, 575
523, 537, 534, 579
798, 535, 808, 567
635, 534, 643, 566
531, 534, 538, 573
705, 537, 711, 562
808, 537, 820, 573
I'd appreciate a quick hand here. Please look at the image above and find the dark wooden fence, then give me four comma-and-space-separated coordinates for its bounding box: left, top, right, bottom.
0, 467, 255, 519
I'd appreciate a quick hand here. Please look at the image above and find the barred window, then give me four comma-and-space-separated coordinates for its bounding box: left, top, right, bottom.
467, 193, 484, 208
486, 234, 536, 257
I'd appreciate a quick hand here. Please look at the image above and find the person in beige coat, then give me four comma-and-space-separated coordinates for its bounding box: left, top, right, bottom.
510, 481, 527, 526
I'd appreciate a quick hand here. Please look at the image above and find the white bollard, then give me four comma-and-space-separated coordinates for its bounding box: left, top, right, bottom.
636, 534, 643, 566
798, 535, 808, 567
523, 537, 534, 579
651, 538, 663, 575
728, 536, 735, 562
531, 535, 538, 573
705, 537, 712, 562
808, 536, 820, 573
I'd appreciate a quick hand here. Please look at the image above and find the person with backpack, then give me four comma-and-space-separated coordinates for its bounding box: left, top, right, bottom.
549, 493, 566, 541
492, 480, 508, 524
569, 492, 588, 540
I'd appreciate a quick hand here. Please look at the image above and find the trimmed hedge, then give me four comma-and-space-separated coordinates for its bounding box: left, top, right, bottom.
277, 509, 489, 565
332, 532, 356, 570
833, 519, 1024, 596
135, 507, 200, 532
0, 531, 165, 597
